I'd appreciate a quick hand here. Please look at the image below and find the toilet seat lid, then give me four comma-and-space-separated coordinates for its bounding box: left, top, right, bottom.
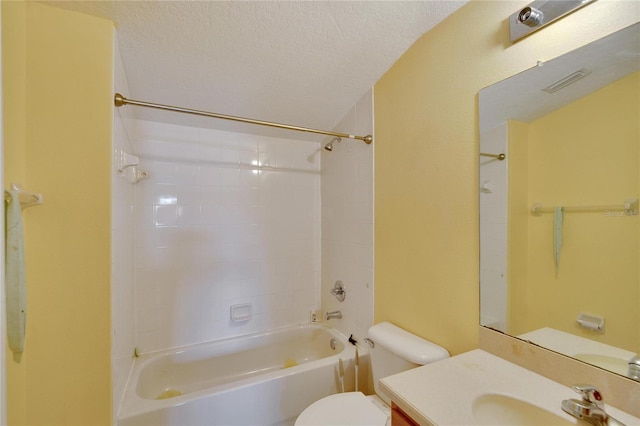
295, 392, 388, 426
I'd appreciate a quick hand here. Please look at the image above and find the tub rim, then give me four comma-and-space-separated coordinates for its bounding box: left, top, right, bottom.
117, 324, 356, 420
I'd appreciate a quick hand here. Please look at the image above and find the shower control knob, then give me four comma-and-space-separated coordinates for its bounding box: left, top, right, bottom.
330, 280, 346, 302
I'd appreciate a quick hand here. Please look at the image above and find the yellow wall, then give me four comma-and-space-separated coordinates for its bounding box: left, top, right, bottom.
3, 2, 28, 422
507, 120, 529, 333
510, 72, 639, 351
3, 2, 113, 424
374, 0, 639, 355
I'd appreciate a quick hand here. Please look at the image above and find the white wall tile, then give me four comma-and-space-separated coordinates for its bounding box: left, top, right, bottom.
219, 168, 241, 187
118, 91, 372, 363
479, 122, 508, 331
321, 89, 374, 342
111, 38, 136, 417
131, 120, 321, 352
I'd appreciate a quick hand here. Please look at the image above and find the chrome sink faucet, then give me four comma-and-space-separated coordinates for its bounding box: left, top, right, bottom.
325, 310, 342, 320
561, 384, 626, 426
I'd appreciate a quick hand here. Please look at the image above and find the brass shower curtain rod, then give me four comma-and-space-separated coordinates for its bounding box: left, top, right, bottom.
114, 93, 373, 144
479, 152, 506, 161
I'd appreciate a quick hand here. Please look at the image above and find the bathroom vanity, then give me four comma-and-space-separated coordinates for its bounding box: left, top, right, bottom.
381, 349, 640, 426
381, 19, 640, 426
442, 19, 640, 426
390, 403, 419, 426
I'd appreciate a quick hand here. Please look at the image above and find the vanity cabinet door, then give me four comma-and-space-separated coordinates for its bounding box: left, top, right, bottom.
391, 402, 419, 426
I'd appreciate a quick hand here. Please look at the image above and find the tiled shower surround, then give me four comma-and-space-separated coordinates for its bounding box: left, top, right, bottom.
321, 90, 374, 342
112, 40, 137, 416
132, 121, 321, 352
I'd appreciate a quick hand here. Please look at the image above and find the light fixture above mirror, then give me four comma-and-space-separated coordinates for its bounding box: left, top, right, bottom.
510, 0, 598, 43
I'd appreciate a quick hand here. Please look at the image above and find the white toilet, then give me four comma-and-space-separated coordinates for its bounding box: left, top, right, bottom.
295, 322, 449, 426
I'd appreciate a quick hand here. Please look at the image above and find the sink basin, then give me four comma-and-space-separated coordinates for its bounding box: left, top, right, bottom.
473, 394, 575, 425
574, 353, 629, 376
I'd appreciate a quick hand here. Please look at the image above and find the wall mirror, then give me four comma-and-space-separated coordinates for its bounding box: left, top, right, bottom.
479, 22, 639, 379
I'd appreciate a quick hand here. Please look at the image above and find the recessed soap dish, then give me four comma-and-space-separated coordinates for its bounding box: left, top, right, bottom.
230, 303, 252, 322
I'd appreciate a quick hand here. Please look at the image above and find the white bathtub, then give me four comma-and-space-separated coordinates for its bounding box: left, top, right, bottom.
117, 325, 357, 426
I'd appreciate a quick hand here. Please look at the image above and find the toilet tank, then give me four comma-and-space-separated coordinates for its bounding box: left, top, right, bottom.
368, 322, 449, 404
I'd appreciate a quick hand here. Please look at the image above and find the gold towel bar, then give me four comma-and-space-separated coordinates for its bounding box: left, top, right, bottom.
531, 198, 639, 216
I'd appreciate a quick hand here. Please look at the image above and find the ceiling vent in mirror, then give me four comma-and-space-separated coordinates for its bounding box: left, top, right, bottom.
543, 68, 591, 93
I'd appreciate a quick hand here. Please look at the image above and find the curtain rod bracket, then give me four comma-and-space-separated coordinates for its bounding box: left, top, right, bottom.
114, 93, 126, 107
480, 152, 506, 161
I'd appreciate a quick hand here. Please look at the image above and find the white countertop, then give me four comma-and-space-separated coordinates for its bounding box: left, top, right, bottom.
380, 349, 640, 426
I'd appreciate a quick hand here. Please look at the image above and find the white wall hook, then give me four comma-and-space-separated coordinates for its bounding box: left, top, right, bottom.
121, 166, 148, 184
480, 180, 493, 194
116, 149, 140, 172
116, 149, 148, 183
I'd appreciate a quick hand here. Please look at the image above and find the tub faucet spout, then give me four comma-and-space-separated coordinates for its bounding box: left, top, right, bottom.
325, 310, 342, 320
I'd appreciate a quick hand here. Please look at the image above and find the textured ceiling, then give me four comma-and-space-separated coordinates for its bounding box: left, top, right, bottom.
46, 0, 467, 140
